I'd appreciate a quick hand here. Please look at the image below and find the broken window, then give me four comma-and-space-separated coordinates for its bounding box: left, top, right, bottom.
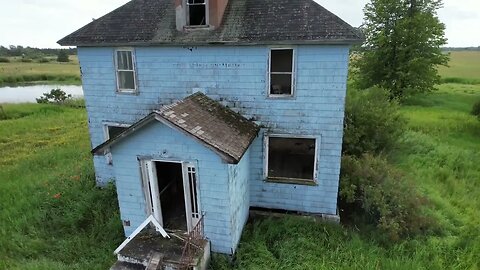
269, 49, 294, 96
104, 123, 129, 164
266, 136, 316, 181
115, 49, 137, 92
186, 0, 207, 26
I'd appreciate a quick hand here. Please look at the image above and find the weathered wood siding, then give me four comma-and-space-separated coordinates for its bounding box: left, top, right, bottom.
110, 121, 235, 254
78, 44, 349, 251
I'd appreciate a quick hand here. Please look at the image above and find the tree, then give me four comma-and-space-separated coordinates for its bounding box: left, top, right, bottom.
353, 0, 449, 99
57, 50, 70, 62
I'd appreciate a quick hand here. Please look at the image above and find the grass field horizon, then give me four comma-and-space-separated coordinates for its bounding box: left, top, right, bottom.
0, 56, 81, 86
0, 51, 479, 269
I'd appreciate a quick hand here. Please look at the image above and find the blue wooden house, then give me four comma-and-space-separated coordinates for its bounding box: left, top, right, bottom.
59, 0, 361, 267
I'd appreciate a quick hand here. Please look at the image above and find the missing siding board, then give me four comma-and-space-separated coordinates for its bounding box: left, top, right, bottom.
267, 137, 316, 181
270, 49, 294, 96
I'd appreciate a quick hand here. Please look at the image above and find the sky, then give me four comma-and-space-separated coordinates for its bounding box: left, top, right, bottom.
0, 0, 478, 48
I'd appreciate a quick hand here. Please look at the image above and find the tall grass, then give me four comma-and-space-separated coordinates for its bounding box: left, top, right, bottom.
0, 104, 122, 269
211, 83, 480, 269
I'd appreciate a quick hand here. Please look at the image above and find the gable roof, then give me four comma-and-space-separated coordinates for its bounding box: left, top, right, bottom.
92, 92, 259, 164
58, 0, 363, 46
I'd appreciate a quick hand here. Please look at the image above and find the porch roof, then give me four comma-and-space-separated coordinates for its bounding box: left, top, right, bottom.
92, 92, 259, 164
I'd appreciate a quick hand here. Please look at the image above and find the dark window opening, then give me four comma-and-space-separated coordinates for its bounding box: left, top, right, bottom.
107, 126, 127, 140
187, 0, 207, 26
270, 49, 294, 96
267, 137, 316, 180
155, 162, 187, 231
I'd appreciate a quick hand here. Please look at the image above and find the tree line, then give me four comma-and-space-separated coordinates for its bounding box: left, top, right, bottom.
0, 45, 76, 59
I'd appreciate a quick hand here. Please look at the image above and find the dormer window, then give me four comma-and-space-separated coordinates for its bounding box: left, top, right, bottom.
186, 0, 208, 26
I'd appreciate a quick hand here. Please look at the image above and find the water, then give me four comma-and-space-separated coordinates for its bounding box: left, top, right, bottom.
0, 85, 84, 103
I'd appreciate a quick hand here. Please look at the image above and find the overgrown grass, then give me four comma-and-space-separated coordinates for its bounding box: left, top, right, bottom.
0, 56, 81, 86
0, 104, 122, 269
211, 83, 480, 269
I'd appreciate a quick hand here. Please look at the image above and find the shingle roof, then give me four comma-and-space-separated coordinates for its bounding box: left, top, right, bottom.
92, 93, 259, 164
58, 0, 363, 46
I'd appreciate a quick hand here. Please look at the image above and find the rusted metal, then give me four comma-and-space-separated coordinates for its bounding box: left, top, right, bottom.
179, 215, 205, 269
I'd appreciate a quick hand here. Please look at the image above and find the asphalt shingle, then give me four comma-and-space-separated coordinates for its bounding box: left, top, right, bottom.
58, 0, 363, 46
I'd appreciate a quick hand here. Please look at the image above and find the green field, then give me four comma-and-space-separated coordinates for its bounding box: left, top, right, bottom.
438, 51, 480, 84
0, 56, 81, 86
1, 52, 480, 269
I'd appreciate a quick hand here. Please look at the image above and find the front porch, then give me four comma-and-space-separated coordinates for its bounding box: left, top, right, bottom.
111, 217, 210, 270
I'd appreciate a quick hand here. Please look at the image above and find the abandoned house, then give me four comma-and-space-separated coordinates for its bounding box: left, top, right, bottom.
59, 0, 362, 268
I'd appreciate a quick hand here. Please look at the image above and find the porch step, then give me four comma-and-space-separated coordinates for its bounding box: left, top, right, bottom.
146, 252, 164, 270
110, 261, 145, 270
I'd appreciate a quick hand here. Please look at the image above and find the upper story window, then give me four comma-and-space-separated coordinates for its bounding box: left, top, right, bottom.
269, 48, 295, 97
115, 49, 137, 93
265, 136, 317, 184
186, 0, 208, 26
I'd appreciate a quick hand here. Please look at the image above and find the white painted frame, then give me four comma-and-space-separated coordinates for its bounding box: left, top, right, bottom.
102, 122, 131, 165
267, 47, 297, 98
140, 159, 201, 233
114, 48, 138, 93
263, 134, 320, 182
185, 0, 210, 27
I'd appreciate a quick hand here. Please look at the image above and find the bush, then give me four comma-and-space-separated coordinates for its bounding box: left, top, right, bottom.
0, 57, 10, 63
343, 87, 405, 157
471, 100, 480, 119
38, 57, 50, 63
57, 51, 70, 62
36, 89, 72, 104
20, 58, 33, 63
339, 154, 432, 241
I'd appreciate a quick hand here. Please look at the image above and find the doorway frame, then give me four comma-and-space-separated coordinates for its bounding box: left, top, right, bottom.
140, 159, 201, 233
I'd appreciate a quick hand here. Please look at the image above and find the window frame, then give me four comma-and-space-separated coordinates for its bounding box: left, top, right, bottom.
267, 47, 296, 98
114, 48, 138, 94
263, 134, 319, 185
185, 0, 210, 27
103, 122, 131, 165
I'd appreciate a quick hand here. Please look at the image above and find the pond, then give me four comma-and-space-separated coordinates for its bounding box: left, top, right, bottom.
0, 85, 84, 103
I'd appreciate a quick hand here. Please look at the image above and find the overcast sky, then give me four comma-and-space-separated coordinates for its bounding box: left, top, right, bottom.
0, 0, 478, 48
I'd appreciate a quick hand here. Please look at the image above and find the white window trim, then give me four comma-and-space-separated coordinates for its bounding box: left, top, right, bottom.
185, 0, 210, 27
263, 134, 319, 183
103, 122, 131, 165
267, 47, 296, 98
114, 48, 138, 93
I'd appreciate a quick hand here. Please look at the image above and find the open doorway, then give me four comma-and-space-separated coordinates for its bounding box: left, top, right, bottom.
155, 161, 187, 231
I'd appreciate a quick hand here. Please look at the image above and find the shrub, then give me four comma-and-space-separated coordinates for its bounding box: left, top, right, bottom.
339, 154, 432, 241
0, 57, 10, 63
20, 58, 33, 63
36, 89, 72, 104
57, 51, 70, 62
38, 57, 50, 63
471, 100, 480, 119
343, 87, 405, 157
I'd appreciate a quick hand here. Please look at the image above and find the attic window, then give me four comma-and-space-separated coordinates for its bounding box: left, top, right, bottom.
266, 136, 317, 183
186, 0, 208, 26
269, 48, 295, 97
115, 49, 137, 92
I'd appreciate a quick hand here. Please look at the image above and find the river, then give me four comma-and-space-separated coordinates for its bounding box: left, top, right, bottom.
0, 85, 84, 103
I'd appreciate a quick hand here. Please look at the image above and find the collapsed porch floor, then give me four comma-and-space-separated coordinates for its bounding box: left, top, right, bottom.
112, 228, 208, 269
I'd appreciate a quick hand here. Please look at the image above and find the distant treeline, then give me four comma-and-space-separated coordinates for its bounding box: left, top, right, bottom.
0, 45, 77, 59
442, 46, 480, 51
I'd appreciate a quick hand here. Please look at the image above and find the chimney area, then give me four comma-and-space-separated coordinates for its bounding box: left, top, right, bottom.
175, 0, 229, 31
